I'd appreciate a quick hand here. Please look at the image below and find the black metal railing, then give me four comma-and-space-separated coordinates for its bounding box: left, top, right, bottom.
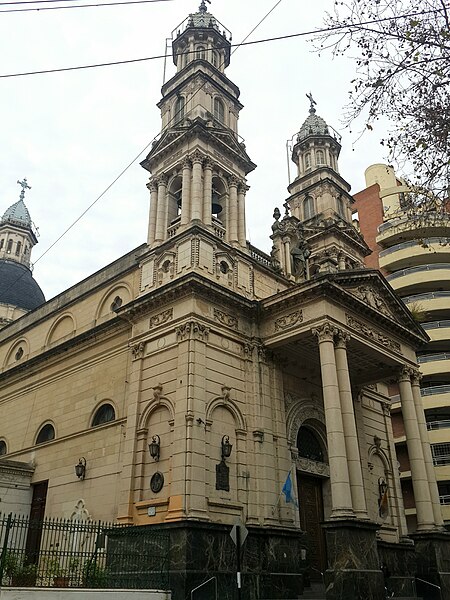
0, 513, 170, 590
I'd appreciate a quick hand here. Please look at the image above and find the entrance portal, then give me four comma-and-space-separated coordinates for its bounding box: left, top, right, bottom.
297, 473, 326, 579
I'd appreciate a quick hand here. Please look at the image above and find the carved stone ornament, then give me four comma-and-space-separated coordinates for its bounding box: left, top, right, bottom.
398, 365, 415, 382
312, 322, 338, 343
153, 384, 163, 401
222, 385, 231, 401
147, 179, 158, 193
352, 285, 391, 316
176, 321, 210, 341
411, 367, 423, 385
190, 150, 205, 164
274, 310, 303, 332
296, 457, 330, 478
214, 308, 238, 330
131, 342, 146, 359
346, 314, 402, 354
149, 309, 173, 329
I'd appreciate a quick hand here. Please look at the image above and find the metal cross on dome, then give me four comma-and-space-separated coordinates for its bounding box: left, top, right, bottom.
199, 0, 211, 12
17, 177, 31, 201
306, 92, 317, 114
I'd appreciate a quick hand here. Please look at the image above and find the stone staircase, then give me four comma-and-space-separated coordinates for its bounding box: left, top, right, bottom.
301, 582, 326, 599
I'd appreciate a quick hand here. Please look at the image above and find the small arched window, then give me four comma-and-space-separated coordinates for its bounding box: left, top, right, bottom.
36, 424, 55, 445
0, 440, 7, 455
7, 240, 13, 253
0, 239, 4, 250
92, 403, 116, 427
214, 98, 225, 124
15, 241, 21, 256
212, 51, 219, 67
304, 153, 311, 170
196, 46, 206, 60
303, 196, 315, 221
337, 196, 346, 218
297, 426, 324, 462
316, 150, 325, 165
174, 96, 185, 124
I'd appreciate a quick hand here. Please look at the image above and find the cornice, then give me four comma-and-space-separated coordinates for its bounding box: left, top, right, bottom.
288, 172, 354, 202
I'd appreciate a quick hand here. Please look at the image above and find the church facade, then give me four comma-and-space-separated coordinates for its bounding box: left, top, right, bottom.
0, 3, 448, 599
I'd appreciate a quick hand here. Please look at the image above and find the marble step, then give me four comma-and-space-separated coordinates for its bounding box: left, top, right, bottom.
301, 582, 326, 598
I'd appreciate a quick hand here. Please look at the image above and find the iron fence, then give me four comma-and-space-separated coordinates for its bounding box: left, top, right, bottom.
0, 513, 170, 590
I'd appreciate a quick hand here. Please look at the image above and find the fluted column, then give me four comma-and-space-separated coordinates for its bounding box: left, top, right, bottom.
334, 331, 368, 518
313, 323, 354, 518
147, 178, 158, 247
190, 151, 204, 222
203, 159, 213, 226
180, 158, 192, 226
228, 176, 239, 244
398, 366, 434, 530
411, 369, 443, 527
155, 175, 168, 243
237, 182, 248, 247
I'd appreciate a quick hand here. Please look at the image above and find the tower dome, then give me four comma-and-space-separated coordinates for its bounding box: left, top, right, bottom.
297, 109, 330, 141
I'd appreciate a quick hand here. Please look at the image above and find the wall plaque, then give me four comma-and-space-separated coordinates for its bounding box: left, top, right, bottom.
150, 472, 164, 493
215, 460, 230, 492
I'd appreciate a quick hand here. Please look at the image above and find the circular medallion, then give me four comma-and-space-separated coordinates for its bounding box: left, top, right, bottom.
150, 471, 164, 493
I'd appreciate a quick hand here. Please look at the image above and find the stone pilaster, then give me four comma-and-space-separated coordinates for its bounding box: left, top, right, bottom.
146, 178, 158, 247
398, 366, 434, 530
411, 368, 444, 527
312, 323, 354, 518
334, 330, 368, 519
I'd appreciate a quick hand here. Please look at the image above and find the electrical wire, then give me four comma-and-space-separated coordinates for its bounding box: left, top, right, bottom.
0, 0, 174, 13
0, 8, 442, 79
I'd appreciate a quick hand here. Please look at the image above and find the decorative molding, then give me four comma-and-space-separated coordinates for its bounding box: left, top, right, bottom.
149, 309, 173, 329
147, 179, 158, 193
175, 320, 210, 341
295, 457, 330, 478
153, 384, 163, 401
346, 314, 402, 354
312, 322, 337, 343
214, 308, 238, 330
131, 342, 145, 360
253, 430, 264, 443
222, 385, 231, 401
334, 329, 350, 348
351, 285, 391, 317
398, 364, 414, 382
190, 150, 205, 164
274, 310, 303, 332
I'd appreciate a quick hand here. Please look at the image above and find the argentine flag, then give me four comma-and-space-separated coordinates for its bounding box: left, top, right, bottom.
282, 472, 299, 508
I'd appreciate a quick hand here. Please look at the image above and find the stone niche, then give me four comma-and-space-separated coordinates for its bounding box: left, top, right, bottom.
106, 521, 308, 600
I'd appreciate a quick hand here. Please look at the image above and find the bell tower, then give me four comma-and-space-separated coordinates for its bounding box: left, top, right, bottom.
141, 1, 256, 249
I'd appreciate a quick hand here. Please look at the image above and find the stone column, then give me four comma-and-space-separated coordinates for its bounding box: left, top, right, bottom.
398, 366, 434, 530
411, 368, 444, 527
180, 158, 192, 226
283, 237, 292, 277
334, 331, 368, 519
202, 159, 213, 226
155, 175, 168, 243
147, 178, 158, 247
190, 151, 204, 222
228, 176, 239, 244
313, 323, 354, 518
237, 183, 248, 248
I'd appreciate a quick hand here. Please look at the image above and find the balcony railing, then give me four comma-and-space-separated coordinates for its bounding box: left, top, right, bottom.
422, 320, 450, 330
379, 237, 445, 257
439, 495, 450, 505
248, 244, 272, 268
386, 263, 450, 282
403, 291, 450, 304
378, 212, 450, 234
421, 385, 450, 396
427, 420, 450, 431
432, 455, 450, 466
417, 352, 450, 364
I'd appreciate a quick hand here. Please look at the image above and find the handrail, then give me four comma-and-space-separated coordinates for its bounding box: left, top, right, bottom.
379, 237, 448, 257
404, 290, 450, 303
417, 352, 450, 363
416, 577, 441, 591
422, 320, 450, 330
191, 576, 217, 599
386, 263, 450, 281
378, 212, 450, 234
426, 420, 450, 430
421, 385, 450, 396
439, 494, 450, 505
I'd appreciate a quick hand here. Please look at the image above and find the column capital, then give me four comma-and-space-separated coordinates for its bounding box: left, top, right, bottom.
398, 365, 415, 383
334, 329, 351, 349
312, 322, 338, 343
155, 174, 168, 186
411, 367, 423, 386
182, 157, 192, 169
238, 181, 250, 194
203, 157, 214, 170
147, 178, 158, 192
228, 175, 240, 188
190, 150, 205, 164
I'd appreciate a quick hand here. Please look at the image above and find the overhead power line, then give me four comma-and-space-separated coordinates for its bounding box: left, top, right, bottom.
0, 8, 441, 79
0, 0, 174, 13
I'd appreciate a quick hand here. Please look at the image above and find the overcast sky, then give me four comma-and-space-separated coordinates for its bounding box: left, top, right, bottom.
0, 0, 390, 300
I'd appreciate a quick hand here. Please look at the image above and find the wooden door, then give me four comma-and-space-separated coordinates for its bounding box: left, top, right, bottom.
297, 473, 326, 579
25, 481, 48, 564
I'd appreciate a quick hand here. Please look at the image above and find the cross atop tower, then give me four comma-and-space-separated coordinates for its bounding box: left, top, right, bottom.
17, 178, 31, 202
306, 92, 317, 114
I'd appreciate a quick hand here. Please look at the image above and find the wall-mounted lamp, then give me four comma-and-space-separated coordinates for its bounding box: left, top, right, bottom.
148, 435, 161, 462
75, 457, 87, 480
221, 435, 232, 460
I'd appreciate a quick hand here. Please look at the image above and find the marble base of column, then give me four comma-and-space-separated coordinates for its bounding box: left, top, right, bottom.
410, 530, 450, 599
377, 539, 416, 598
322, 519, 384, 600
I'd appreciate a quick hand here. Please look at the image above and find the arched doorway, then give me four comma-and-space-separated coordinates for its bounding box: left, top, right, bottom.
296, 424, 327, 579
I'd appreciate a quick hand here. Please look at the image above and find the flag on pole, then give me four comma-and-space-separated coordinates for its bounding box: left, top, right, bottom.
282, 472, 299, 508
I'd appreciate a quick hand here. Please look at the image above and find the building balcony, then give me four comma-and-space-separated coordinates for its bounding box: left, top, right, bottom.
417, 352, 450, 379
403, 292, 450, 321
379, 237, 450, 271
376, 213, 450, 246
386, 264, 450, 296
427, 420, 450, 431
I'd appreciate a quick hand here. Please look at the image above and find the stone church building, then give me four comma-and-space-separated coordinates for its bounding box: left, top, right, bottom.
0, 2, 448, 599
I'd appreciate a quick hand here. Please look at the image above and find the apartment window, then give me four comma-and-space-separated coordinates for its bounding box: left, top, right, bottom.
432, 443, 450, 465
92, 403, 116, 427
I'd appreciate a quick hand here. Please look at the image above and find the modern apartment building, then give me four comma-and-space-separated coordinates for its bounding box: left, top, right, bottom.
354, 163, 450, 530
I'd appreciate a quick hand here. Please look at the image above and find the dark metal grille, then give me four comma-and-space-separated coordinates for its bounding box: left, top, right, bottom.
297, 426, 324, 462
0, 513, 169, 590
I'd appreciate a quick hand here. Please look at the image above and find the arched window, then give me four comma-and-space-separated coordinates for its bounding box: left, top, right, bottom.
7, 240, 12, 253
337, 196, 346, 218
196, 46, 206, 60
212, 50, 219, 67
0, 239, 4, 250
174, 96, 185, 124
303, 196, 314, 221
15, 241, 21, 256
316, 150, 325, 165
92, 403, 116, 427
297, 426, 324, 462
304, 153, 311, 170
214, 98, 225, 124
36, 424, 55, 445
0, 440, 7, 455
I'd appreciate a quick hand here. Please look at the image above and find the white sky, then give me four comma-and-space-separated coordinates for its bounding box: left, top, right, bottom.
0, 0, 389, 300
